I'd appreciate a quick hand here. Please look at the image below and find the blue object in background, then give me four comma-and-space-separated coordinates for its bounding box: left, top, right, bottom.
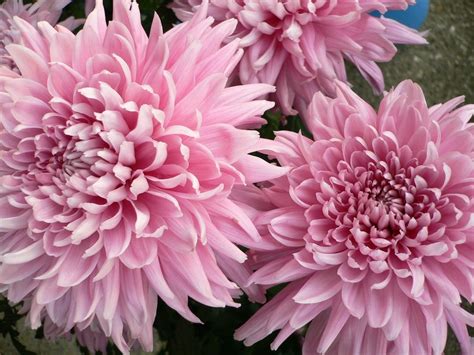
371, 0, 430, 30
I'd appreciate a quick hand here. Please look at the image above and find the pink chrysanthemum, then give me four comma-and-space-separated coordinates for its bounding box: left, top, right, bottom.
0, 0, 82, 70
171, 0, 427, 114
234, 81, 474, 354
0, 0, 284, 352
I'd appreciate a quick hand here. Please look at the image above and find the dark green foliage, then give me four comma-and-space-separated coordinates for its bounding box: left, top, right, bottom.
154, 299, 301, 355
135, 0, 178, 31
259, 111, 311, 141
60, 0, 178, 32
0, 298, 35, 355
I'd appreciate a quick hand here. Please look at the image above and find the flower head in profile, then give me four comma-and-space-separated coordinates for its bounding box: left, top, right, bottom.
0, 0, 82, 70
0, 0, 283, 352
171, 0, 427, 114
235, 81, 474, 354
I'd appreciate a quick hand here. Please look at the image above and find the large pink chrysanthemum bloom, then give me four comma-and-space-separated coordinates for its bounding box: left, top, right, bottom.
171, 0, 427, 115
0, 0, 284, 352
0, 0, 82, 70
234, 80, 474, 354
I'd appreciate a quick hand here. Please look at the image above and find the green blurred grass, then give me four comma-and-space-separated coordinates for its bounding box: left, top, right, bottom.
349, 0, 474, 107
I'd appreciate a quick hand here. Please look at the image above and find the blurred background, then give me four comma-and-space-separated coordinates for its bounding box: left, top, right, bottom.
0, 0, 472, 354
350, 1, 474, 108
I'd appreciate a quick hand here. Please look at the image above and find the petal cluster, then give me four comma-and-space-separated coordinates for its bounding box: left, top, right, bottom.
0, 0, 81, 70
235, 81, 474, 354
171, 0, 427, 114
0, 0, 283, 352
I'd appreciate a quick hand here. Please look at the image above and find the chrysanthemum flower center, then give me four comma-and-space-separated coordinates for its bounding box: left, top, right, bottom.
242, 0, 331, 42
239, 0, 365, 44
364, 161, 411, 214
308, 143, 447, 273
34, 130, 78, 177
